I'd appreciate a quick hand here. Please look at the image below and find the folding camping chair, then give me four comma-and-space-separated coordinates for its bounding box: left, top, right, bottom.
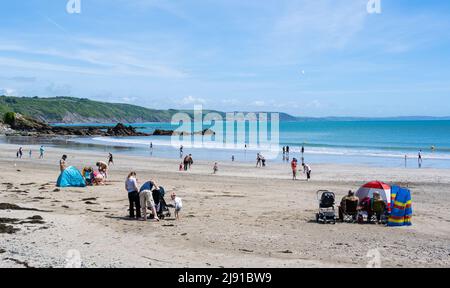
342, 199, 359, 222
369, 200, 387, 224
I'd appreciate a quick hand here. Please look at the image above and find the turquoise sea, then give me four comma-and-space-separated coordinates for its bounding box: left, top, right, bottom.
60, 120, 450, 168
2, 120, 449, 168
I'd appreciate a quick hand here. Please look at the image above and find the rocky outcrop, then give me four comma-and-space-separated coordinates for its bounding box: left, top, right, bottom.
106, 123, 149, 136
4, 115, 150, 137
0, 122, 14, 135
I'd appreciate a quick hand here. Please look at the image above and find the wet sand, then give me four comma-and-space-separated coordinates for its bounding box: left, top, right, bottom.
0, 143, 449, 268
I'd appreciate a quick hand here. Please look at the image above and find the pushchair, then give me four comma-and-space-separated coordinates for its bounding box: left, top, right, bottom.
151, 186, 171, 219
315, 190, 336, 224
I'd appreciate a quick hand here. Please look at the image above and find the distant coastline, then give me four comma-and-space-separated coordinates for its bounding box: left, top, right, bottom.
1, 96, 449, 124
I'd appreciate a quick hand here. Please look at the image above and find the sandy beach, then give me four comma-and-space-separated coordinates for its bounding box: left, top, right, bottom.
0, 143, 449, 268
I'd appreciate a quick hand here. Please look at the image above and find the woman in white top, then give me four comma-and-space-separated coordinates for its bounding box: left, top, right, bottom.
125, 172, 141, 219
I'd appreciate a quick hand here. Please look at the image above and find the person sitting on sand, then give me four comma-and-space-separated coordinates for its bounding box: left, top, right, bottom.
170, 192, 183, 221
82, 167, 94, 186
60, 155, 68, 172
139, 180, 159, 222
96, 161, 109, 179
125, 172, 141, 219
338, 190, 359, 221
92, 171, 105, 186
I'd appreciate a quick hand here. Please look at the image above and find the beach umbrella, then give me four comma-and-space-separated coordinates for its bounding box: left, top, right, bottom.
356, 181, 391, 204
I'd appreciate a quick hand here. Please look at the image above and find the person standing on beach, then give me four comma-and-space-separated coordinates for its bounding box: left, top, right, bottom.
256, 153, 261, 167
39, 145, 45, 159
125, 172, 141, 219
213, 162, 218, 174
418, 150, 423, 168
301, 145, 305, 158
188, 154, 194, 169
108, 153, 114, 166
286, 146, 290, 156
139, 180, 159, 222
291, 158, 298, 180
17, 147, 23, 159
29, 149, 32, 158
303, 163, 312, 181
60, 155, 67, 172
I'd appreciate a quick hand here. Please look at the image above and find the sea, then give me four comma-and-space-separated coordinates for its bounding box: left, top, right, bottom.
2, 120, 450, 168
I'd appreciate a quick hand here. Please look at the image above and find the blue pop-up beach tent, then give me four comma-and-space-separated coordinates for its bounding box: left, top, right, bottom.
57, 166, 86, 188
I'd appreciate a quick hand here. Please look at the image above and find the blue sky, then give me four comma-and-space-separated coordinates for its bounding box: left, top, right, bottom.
0, 0, 449, 117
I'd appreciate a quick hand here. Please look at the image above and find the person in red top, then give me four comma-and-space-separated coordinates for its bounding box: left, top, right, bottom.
291, 158, 298, 180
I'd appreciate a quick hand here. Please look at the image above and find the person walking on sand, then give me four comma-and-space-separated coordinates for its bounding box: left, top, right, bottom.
291, 158, 298, 180
59, 155, 68, 172
17, 147, 23, 159
108, 153, 114, 166
301, 145, 305, 157
256, 153, 261, 167
29, 149, 32, 158
213, 162, 218, 174
125, 172, 141, 219
39, 145, 45, 159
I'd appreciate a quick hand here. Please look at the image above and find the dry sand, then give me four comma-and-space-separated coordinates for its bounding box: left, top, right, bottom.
0, 143, 449, 268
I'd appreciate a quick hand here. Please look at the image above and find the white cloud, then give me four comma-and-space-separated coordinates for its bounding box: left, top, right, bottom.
181, 95, 206, 105
252, 100, 266, 107
0, 88, 18, 96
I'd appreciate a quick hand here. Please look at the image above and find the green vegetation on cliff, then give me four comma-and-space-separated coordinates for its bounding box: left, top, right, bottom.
0, 96, 176, 123
0, 96, 298, 124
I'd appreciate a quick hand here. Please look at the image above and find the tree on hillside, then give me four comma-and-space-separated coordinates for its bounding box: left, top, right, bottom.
3, 112, 16, 125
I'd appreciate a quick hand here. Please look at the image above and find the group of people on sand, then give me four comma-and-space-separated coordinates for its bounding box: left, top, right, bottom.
16, 145, 45, 159
125, 172, 182, 221
59, 154, 111, 186
291, 158, 311, 181
181, 154, 194, 171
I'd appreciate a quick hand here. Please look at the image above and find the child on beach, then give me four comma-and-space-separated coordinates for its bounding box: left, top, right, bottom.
170, 192, 183, 220
213, 162, 218, 174
291, 158, 298, 180
179, 162, 183, 171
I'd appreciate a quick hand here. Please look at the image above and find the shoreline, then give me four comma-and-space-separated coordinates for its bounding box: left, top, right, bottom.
0, 143, 449, 268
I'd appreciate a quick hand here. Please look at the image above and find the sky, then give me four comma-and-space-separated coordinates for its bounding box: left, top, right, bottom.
0, 0, 450, 117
